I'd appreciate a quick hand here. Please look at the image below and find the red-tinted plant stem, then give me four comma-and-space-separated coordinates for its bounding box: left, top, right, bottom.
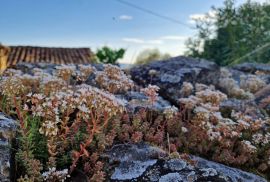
13, 96, 25, 131
69, 111, 109, 173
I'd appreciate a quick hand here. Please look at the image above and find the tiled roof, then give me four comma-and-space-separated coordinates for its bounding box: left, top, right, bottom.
6, 46, 94, 66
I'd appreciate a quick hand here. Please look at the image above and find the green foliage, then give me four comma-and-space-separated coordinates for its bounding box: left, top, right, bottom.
96, 46, 125, 64
185, 0, 270, 65
26, 116, 48, 164
135, 49, 171, 65
15, 115, 45, 181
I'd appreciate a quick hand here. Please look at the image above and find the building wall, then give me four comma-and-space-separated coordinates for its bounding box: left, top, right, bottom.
0, 45, 10, 72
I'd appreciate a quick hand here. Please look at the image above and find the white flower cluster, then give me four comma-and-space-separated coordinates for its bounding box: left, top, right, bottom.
95, 64, 134, 94
77, 64, 97, 82
240, 74, 266, 93
1, 66, 126, 139
241, 140, 257, 153
178, 83, 268, 143
42, 167, 70, 182
39, 120, 59, 137
196, 88, 227, 105
218, 68, 253, 99
180, 82, 194, 97
55, 64, 76, 81
252, 133, 270, 146
141, 84, 160, 104
179, 84, 235, 141
163, 106, 178, 119
0, 76, 25, 97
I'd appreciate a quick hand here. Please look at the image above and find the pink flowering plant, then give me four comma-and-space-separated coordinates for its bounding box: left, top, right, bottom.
0, 65, 125, 181
0, 65, 269, 181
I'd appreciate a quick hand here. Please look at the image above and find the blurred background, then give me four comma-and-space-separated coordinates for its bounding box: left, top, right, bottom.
0, 0, 269, 66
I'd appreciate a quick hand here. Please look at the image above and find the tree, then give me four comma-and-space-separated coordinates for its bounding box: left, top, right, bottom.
135, 49, 171, 65
96, 46, 125, 64
185, 0, 270, 66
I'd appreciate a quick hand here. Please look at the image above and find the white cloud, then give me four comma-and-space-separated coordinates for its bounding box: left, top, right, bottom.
119, 15, 133, 20
122, 38, 145, 44
160, 35, 188, 41
147, 40, 163, 45
122, 38, 163, 45
123, 35, 188, 45
188, 10, 217, 24
251, 0, 269, 3
189, 14, 206, 21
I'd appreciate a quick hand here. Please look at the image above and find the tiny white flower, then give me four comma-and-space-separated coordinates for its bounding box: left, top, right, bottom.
78, 105, 90, 113
23, 104, 29, 111
26, 92, 32, 97
181, 127, 188, 133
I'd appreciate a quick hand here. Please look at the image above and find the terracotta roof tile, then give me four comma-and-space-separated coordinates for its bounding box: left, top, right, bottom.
6, 46, 94, 66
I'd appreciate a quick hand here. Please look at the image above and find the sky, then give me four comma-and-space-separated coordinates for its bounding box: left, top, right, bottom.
0, 0, 266, 63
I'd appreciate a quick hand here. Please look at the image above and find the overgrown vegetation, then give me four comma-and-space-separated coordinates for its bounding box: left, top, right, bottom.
0, 64, 269, 181
185, 0, 270, 66
0, 65, 126, 181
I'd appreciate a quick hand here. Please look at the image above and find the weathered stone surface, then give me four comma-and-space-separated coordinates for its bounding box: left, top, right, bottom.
232, 63, 270, 75
220, 99, 265, 119
192, 156, 267, 182
117, 91, 173, 113
231, 63, 270, 85
106, 143, 267, 182
111, 160, 157, 180
130, 56, 220, 104
0, 113, 17, 182
159, 173, 182, 182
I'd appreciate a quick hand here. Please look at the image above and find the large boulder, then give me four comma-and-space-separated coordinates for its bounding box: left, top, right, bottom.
105, 143, 267, 182
130, 56, 220, 105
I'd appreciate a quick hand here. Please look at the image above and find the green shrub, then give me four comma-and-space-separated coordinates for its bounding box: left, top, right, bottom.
185, 0, 270, 65
96, 46, 125, 64
135, 49, 171, 65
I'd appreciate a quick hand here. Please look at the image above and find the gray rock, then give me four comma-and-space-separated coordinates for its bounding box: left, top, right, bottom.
164, 159, 186, 171
159, 173, 182, 182
232, 63, 270, 75
220, 99, 265, 119
117, 91, 173, 113
106, 143, 167, 163
106, 143, 267, 182
111, 160, 157, 180
230, 63, 270, 85
130, 56, 220, 104
0, 113, 17, 182
160, 74, 181, 83
192, 156, 267, 182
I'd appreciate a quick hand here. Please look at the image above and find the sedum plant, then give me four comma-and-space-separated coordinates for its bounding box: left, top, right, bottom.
0, 65, 125, 181
0, 64, 269, 181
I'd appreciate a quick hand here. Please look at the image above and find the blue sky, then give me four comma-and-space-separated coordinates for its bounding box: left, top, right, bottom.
0, 0, 262, 63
